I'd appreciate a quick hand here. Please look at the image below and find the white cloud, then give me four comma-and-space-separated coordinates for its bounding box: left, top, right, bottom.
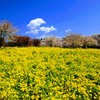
40, 26, 56, 33
65, 29, 72, 33
26, 29, 39, 34
27, 18, 46, 29
26, 18, 56, 34
37, 35, 61, 39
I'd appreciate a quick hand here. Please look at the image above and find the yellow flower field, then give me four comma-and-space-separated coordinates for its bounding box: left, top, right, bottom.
0, 47, 100, 100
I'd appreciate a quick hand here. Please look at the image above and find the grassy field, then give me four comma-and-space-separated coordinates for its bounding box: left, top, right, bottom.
0, 47, 100, 100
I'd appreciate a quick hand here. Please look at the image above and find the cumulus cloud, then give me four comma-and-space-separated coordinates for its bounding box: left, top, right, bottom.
26, 18, 56, 34
40, 26, 56, 33
26, 29, 39, 34
27, 18, 46, 29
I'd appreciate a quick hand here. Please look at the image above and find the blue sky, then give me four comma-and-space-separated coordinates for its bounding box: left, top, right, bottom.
0, 0, 100, 38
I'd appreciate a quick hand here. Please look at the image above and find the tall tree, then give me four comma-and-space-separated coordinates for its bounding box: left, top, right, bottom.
63, 33, 83, 47
40, 36, 63, 47
92, 34, 100, 48
0, 20, 17, 45
82, 36, 98, 48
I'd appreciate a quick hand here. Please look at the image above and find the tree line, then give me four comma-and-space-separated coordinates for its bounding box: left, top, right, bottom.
0, 20, 100, 48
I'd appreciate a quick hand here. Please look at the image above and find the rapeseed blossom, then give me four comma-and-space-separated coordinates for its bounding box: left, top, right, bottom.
0, 47, 100, 99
